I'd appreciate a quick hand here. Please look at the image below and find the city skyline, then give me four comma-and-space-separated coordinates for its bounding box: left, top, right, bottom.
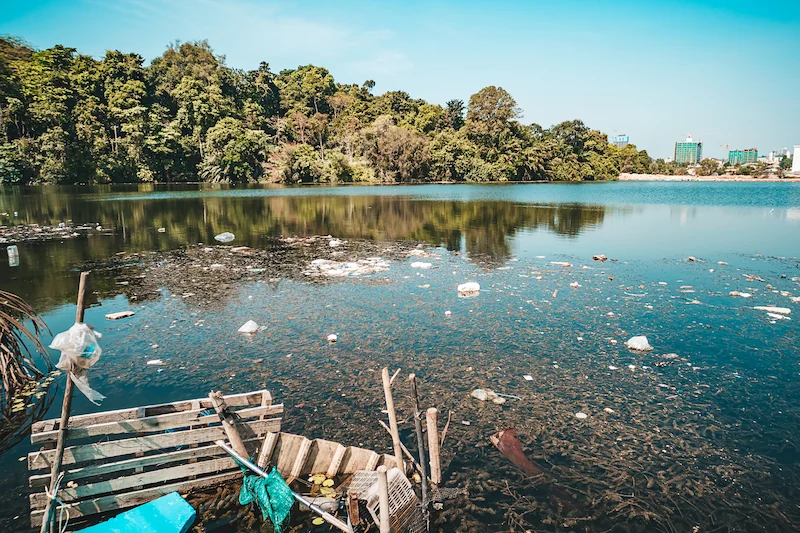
2, 0, 798, 160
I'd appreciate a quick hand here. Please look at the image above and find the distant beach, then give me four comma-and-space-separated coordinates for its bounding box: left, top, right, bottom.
618, 173, 797, 182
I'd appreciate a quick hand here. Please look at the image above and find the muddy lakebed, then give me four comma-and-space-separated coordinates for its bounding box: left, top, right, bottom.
1, 182, 799, 532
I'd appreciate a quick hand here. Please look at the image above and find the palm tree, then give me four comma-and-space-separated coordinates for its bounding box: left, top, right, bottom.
0, 290, 53, 454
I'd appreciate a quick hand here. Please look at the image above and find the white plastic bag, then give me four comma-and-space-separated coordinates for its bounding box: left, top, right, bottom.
214, 232, 235, 243
49, 323, 106, 405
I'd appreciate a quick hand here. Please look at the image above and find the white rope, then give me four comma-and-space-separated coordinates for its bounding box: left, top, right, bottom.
44, 472, 70, 533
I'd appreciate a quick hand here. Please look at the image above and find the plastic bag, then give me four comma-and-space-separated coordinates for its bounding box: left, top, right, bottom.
49, 323, 106, 405
214, 232, 235, 243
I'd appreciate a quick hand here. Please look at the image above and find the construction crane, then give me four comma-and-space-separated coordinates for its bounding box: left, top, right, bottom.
720, 144, 729, 161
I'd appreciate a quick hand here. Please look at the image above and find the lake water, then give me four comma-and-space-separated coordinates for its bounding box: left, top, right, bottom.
1, 182, 799, 532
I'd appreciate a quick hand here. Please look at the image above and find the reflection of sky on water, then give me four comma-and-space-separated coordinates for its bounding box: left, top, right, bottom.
0, 183, 799, 532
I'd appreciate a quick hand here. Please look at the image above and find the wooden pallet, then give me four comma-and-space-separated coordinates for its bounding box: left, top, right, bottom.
28, 390, 394, 528
28, 390, 279, 528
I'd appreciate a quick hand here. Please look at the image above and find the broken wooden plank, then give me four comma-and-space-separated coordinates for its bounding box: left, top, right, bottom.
28, 437, 262, 489
105, 311, 135, 320
29, 418, 281, 471
30, 456, 239, 508
289, 437, 312, 480
32, 390, 271, 433
326, 443, 347, 478
30, 471, 241, 527
256, 432, 278, 469
31, 404, 283, 444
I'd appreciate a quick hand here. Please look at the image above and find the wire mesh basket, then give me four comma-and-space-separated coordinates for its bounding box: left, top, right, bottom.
349, 468, 425, 533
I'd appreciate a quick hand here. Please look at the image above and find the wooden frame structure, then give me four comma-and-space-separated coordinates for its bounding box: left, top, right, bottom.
28, 389, 394, 529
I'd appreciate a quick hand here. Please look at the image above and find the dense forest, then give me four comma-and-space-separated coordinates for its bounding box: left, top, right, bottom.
0, 36, 661, 185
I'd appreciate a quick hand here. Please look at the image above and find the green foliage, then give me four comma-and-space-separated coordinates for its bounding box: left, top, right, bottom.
0, 35, 650, 185
696, 158, 719, 177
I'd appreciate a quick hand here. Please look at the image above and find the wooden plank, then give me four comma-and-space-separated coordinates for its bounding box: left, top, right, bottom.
32, 404, 284, 445
29, 418, 281, 471
326, 443, 347, 478
341, 447, 381, 473
32, 390, 269, 434
29, 437, 262, 489
272, 433, 305, 476
302, 439, 341, 477
30, 456, 239, 508
30, 471, 241, 527
289, 437, 312, 479
257, 432, 279, 469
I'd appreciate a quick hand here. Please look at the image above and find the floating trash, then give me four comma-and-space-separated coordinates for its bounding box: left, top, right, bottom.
214, 232, 235, 243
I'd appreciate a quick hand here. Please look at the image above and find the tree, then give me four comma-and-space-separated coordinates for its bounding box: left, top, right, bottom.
199, 117, 268, 183
696, 158, 719, 176
444, 99, 465, 130
466, 86, 520, 138
361, 116, 429, 182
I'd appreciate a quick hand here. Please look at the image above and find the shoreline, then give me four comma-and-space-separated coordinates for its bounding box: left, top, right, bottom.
618, 173, 798, 182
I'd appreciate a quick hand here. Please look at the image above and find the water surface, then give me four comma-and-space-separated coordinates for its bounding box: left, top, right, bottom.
0, 182, 798, 532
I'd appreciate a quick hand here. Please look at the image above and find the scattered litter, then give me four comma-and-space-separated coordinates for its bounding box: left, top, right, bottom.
550, 261, 572, 267
523, 375, 533, 381
157, 227, 166, 233
603, 408, 615, 414
570, 282, 581, 289
729, 291, 752, 298
304, 257, 390, 277
329, 238, 343, 247
457, 282, 481, 297
214, 232, 235, 243
767, 313, 790, 321
410, 262, 432, 269
592, 254, 608, 262
105, 311, 135, 320
461, 420, 470, 426
686, 256, 700, 262
625, 335, 653, 352
471, 389, 506, 404
753, 306, 790, 315
444, 310, 452, 316
146, 359, 164, 366
327, 334, 338, 343
575, 412, 588, 419
238, 320, 259, 334
608, 365, 618, 370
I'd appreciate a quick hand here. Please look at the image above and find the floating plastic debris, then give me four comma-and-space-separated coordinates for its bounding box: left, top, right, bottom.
214, 232, 235, 243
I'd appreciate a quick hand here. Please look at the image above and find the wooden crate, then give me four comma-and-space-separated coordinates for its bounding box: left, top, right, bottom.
28, 390, 280, 528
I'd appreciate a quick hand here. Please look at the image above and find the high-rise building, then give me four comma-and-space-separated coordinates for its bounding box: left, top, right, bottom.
674, 136, 702, 164
612, 134, 629, 148
792, 146, 800, 174
728, 148, 758, 165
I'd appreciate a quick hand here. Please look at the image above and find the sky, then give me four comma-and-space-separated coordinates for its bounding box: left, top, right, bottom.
1, 0, 799, 159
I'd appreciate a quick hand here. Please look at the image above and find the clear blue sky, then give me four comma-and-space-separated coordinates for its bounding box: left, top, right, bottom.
2, 0, 798, 159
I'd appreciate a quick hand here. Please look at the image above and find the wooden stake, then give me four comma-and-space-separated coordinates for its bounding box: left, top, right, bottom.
209, 391, 248, 458
381, 367, 404, 471
41, 271, 89, 533
377, 465, 391, 533
409, 374, 429, 507
426, 408, 441, 485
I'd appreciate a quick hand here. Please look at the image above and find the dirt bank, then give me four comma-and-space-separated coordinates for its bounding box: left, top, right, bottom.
618, 173, 797, 182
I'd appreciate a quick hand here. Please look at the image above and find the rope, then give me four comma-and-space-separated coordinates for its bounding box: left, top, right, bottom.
43, 472, 70, 533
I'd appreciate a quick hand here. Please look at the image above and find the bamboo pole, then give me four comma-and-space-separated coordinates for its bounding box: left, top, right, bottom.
409, 374, 429, 507
41, 271, 89, 533
378, 419, 426, 477
381, 367, 404, 471
216, 440, 351, 533
377, 465, 391, 533
209, 391, 247, 457
426, 408, 441, 485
